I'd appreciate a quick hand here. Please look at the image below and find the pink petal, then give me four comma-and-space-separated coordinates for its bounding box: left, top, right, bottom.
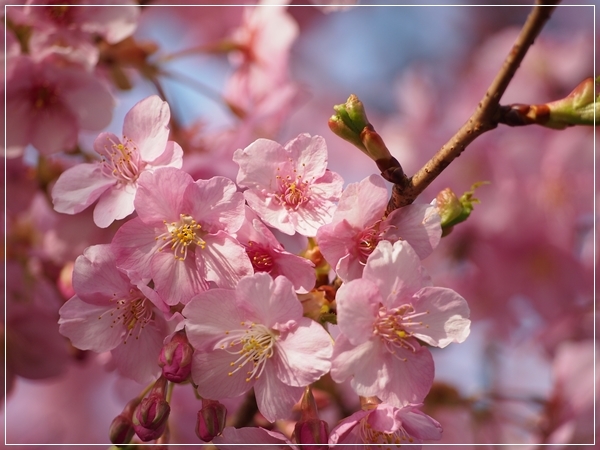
183, 289, 243, 351
111, 319, 167, 384
410, 287, 471, 348
329, 410, 370, 446
148, 141, 183, 168
58, 296, 123, 352
92, 183, 136, 228
377, 345, 434, 407
122, 95, 170, 162
254, 361, 305, 422
397, 407, 443, 440
332, 174, 388, 227
198, 232, 253, 289
270, 250, 315, 293
330, 335, 387, 397
316, 219, 359, 279
383, 203, 442, 260
135, 168, 191, 224
233, 139, 288, 189
189, 176, 245, 233
275, 317, 332, 386
193, 349, 253, 400
285, 133, 327, 180
213, 427, 294, 448
72, 244, 132, 305
335, 279, 380, 345
363, 240, 430, 307
52, 163, 115, 214
244, 189, 294, 235
151, 250, 209, 306
30, 103, 78, 154
112, 218, 162, 282
236, 274, 302, 329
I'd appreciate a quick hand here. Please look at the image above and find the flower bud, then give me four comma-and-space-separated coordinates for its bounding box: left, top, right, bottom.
109, 413, 135, 445
196, 399, 227, 442
546, 77, 598, 128
133, 377, 171, 442
158, 329, 194, 383
109, 397, 141, 445
436, 182, 488, 236
328, 94, 369, 153
294, 387, 329, 448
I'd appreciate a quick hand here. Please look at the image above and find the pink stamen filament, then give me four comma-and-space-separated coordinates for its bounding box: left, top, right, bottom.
98, 294, 154, 344
155, 214, 206, 261
374, 304, 429, 360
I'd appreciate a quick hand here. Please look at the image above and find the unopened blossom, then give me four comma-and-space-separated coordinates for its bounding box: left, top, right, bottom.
329, 403, 442, 448
5, 55, 114, 156
234, 133, 343, 236
183, 273, 333, 422
235, 206, 315, 292
52, 95, 183, 228
317, 174, 441, 281
112, 167, 252, 306
331, 240, 470, 406
58, 244, 172, 384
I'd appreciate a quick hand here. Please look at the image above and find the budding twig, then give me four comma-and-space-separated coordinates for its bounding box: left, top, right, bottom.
386, 0, 561, 214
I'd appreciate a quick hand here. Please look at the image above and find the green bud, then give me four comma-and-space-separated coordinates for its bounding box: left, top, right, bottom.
546, 77, 598, 128
437, 182, 489, 235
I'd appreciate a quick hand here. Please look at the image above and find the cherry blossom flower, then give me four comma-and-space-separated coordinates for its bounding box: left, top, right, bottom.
18, 0, 140, 45
331, 240, 470, 407
111, 167, 252, 306
183, 273, 333, 422
52, 95, 183, 228
316, 174, 442, 281
58, 244, 172, 384
234, 133, 343, 236
5, 55, 114, 156
235, 206, 315, 292
329, 403, 442, 448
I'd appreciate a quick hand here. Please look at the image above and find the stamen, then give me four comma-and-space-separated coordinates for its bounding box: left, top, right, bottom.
155, 214, 206, 261
97, 293, 155, 344
373, 304, 429, 359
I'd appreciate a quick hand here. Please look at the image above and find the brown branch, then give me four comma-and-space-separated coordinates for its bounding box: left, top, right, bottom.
386, 0, 561, 214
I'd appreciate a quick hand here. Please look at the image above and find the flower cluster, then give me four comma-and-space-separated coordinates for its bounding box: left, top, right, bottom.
52, 95, 470, 446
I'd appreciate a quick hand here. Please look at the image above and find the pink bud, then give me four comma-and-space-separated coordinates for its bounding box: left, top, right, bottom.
158, 330, 194, 383
294, 419, 329, 449
196, 399, 227, 442
133, 377, 171, 442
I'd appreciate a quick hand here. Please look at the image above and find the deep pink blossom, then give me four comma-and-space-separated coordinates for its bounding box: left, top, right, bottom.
183, 273, 333, 422
235, 206, 315, 292
5, 56, 114, 156
331, 240, 470, 406
52, 95, 183, 228
316, 174, 441, 281
58, 244, 172, 384
329, 403, 442, 448
234, 133, 343, 236
111, 167, 252, 306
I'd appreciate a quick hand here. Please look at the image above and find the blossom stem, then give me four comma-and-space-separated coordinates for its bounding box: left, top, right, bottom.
386, 0, 560, 214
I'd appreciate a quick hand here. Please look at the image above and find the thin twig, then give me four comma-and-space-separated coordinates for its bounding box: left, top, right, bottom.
386, 0, 560, 214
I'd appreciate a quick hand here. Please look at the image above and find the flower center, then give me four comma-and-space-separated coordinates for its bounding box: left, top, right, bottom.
98, 293, 154, 344
373, 304, 429, 360
99, 135, 145, 184
156, 214, 206, 261
246, 241, 274, 273
359, 417, 415, 448
357, 227, 381, 263
219, 322, 276, 382
32, 83, 59, 109
275, 166, 310, 210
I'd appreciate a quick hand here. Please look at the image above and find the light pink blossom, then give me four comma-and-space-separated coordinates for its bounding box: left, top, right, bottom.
52, 95, 183, 228
331, 240, 470, 406
329, 403, 442, 448
235, 206, 315, 293
111, 167, 252, 306
183, 273, 333, 422
234, 133, 343, 236
5, 55, 114, 156
316, 174, 441, 281
58, 244, 172, 384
